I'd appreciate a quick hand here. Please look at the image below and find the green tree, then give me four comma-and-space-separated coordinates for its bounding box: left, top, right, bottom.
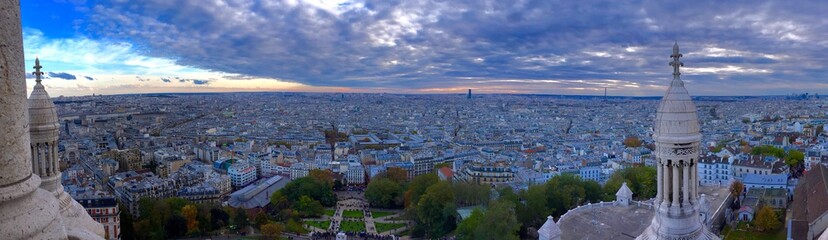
603, 166, 657, 200
269, 191, 290, 212
296, 195, 324, 217
475, 200, 521, 240
516, 185, 549, 235
285, 219, 308, 234
254, 211, 269, 228
119, 203, 136, 240
456, 208, 484, 240
279, 177, 336, 206
786, 150, 804, 167
415, 181, 456, 238
308, 169, 334, 186
233, 209, 249, 228
497, 186, 520, 204
164, 214, 188, 238
752, 145, 785, 158
754, 205, 781, 232
381, 167, 409, 183
261, 222, 285, 239
365, 177, 405, 208
196, 203, 212, 233
209, 207, 229, 230
404, 173, 438, 208
453, 183, 491, 207
545, 174, 604, 218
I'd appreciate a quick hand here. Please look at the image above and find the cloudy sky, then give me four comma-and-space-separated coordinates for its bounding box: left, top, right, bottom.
20, 0, 828, 96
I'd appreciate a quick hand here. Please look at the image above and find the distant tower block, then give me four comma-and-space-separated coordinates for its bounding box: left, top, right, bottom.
467, 89, 472, 99
636, 43, 719, 240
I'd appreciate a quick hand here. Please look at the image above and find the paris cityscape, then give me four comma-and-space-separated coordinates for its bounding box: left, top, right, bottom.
3, 1, 828, 240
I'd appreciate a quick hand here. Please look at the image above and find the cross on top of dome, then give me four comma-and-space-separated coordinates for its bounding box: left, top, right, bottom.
33, 57, 44, 84
669, 42, 683, 78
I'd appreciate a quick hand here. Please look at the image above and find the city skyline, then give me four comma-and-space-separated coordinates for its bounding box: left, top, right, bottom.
21, 1, 828, 96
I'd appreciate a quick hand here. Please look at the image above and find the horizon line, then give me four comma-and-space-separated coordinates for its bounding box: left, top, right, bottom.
51, 90, 816, 99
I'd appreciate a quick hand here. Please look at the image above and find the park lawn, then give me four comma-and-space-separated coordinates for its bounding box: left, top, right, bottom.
342, 210, 364, 218
375, 222, 406, 233
722, 223, 786, 240
339, 220, 366, 232
371, 211, 395, 219
305, 220, 331, 230
324, 209, 336, 216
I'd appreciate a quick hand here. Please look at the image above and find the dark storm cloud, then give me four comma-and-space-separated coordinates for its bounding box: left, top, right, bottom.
86, 0, 828, 94
161, 78, 172, 83
192, 80, 209, 85
48, 72, 76, 80
85, 76, 95, 80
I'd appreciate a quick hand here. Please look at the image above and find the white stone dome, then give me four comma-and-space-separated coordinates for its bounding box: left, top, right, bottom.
653, 43, 701, 144
28, 59, 60, 144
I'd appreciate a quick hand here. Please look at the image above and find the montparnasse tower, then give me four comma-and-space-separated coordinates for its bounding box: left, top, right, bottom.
636, 43, 719, 240
28, 58, 105, 238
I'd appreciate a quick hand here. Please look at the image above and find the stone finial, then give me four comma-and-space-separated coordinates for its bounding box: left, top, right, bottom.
33, 57, 44, 84
669, 42, 683, 78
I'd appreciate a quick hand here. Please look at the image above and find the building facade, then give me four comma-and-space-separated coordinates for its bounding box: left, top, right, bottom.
78, 197, 120, 240
228, 162, 257, 188
698, 155, 732, 186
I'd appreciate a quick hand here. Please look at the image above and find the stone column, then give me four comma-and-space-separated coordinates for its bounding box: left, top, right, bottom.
656, 159, 663, 204
52, 143, 58, 176
682, 161, 689, 206
691, 160, 697, 203
672, 163, 679, 207
663, 162, 671, 204
0, 0, 67, 238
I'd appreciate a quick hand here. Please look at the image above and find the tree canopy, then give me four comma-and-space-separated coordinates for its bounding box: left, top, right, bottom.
279, 176, 336, 206
457, 200, 521, 240
751, 145, 785, 158
603, 166, 656, 200
730, 181, 745, 199
754, 205, 781, 232
365, 177, 405, 208
623, 136, 642, 148
785, 150, 804, 167
413, 181, 457, 238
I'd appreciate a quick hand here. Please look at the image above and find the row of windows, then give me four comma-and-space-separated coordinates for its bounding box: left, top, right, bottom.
86, 208, 117, 216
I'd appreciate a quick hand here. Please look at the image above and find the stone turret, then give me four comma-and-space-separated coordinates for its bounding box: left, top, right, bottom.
616, 182, 633, 206
538, 216, 562, 240
0, 1, 67, 238
28, 58, 105, 238
636, 43, 718, 240
0, 1, 103, 238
